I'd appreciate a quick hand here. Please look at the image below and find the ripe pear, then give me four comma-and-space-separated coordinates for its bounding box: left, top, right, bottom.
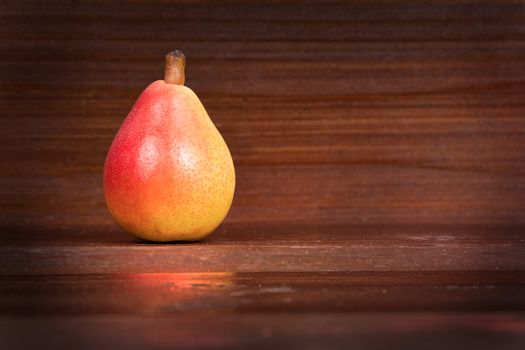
103, 50, 235, 242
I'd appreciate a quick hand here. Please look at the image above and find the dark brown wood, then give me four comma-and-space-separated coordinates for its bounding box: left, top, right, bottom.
1, 1, 525, 349
3, 313, 525, 350
2, 224, 525, 275
2, 1, 525, 228
2, 271, 525, 315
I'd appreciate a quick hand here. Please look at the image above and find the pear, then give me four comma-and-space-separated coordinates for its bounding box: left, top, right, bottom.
103, 50, 235, 242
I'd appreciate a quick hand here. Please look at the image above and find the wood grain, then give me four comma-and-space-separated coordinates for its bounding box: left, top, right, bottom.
1, 224, 525, 275
3, 313, 525, 350
2, 0, 525, 228
2, 271, 525, 315
2, 1, 525, 349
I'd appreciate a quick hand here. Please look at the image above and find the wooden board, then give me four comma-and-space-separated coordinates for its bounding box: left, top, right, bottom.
1, 1, 525, 349
2, 0, 525, 228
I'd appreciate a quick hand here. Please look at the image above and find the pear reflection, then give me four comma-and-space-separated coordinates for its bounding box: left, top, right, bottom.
122, 272, 234, 313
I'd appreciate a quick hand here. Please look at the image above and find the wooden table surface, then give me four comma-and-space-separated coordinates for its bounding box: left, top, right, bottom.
2, 1, 525, 349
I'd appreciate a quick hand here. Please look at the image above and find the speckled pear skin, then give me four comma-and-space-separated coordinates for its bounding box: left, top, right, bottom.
103, 80, 235, 242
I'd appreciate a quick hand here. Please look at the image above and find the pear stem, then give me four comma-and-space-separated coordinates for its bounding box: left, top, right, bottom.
164, 50, 186, 85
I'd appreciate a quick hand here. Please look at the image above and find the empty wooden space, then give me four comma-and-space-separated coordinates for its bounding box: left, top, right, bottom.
1, 1, 525, 349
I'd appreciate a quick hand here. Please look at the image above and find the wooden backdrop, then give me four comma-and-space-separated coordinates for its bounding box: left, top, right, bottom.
2, 2, 525, 349
2, 0, 525, 232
